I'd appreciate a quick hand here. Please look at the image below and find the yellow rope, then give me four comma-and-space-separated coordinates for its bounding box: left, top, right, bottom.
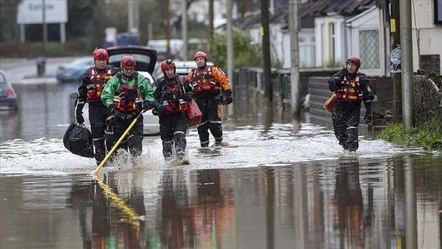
94, 176, 140, 228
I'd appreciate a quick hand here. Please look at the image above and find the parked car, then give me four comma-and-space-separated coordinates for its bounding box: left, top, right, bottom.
106, 45, 160, 135
152, 61, 162, 80
56, 57, 95, 83
147, 39, 183, 61
173, 60, 214, 76
0, 70, 18, 111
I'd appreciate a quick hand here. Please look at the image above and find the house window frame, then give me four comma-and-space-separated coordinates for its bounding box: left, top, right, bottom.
435, 0, 442, 24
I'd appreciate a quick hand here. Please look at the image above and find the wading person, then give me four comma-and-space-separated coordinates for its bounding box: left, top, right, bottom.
188, 51, 233, 149
75, 48, 119, 165
152, 59, 194, 163
101, 55, 155, 160
328, 56, 374, 153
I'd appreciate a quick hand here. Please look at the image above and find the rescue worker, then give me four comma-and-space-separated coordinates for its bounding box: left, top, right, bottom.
328, 56, 374, 152
75, 48, 119, 165
152, 59, 194, 162
187, 51, 233, 148
101, 55, 155, 159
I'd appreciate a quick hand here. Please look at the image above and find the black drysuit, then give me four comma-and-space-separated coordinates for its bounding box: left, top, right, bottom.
153, 75, 194, 161
328, 69, 374, 151
75, 65, 119, 164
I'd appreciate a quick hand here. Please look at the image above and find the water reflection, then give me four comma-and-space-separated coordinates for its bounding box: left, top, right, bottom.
0, 111, 19, 141
159, 168, 194, 248
67, 173, 147, 249
157, 168, 236, 249
0, 155, 441, 249
332, 159, 364, 248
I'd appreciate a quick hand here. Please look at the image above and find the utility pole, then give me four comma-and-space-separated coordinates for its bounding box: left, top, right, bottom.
42, 0, 47, 56
289, 0, 300, 118
134, 0, 139, 32
128, 0, 133, 30
261, 0, 272, 108
166, 0, 171, 57
400, 0, 414, 130
181, 0, 188, 60
226, 0, 234, 115
128, 0, 140, 32
389, 0, 402, 121
208, 0, 214, 54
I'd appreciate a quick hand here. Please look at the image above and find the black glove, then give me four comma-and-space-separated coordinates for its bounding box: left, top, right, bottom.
157, 104, 167, 115
364, 101, 372, 123
364, 114, 372, 123
107, 105, 125, 121
105, 115, 115, 127
143, 100, 153, 110
225, 90, 233, 105
76, 110, 84, 124
335, 68, 347, 82
215, 95, 223, 103
75, 102, 85, 124
182, 92, 194, 101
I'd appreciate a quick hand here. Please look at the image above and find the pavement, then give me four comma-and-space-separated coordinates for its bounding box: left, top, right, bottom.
0, 57, 77, 84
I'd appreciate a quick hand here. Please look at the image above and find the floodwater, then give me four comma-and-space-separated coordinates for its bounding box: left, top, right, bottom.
0, 80, 441, 249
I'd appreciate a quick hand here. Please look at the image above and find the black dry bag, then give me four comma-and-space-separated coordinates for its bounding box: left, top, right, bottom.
63, 123, 95, 158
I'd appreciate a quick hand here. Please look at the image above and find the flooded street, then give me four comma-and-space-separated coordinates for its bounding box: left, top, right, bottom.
0, 76, 441, 249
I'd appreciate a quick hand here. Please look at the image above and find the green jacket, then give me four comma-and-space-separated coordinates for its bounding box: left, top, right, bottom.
101, 72, 154, 118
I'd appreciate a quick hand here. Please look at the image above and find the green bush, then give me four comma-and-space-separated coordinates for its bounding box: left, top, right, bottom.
0, 41, 91, 58
325, 59, 342, 68
209, 29, 263, 69
378, 118, 442, 151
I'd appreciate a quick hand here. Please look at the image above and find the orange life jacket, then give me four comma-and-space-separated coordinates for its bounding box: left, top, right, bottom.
86, 67, 113, 101
112, 74, 143, 114
335, 76, 363, 102
158, 76, 186, 114
190, 66, 221, 94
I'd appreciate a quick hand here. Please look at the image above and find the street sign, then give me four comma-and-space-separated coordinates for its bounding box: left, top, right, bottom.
17, 0, 68, 24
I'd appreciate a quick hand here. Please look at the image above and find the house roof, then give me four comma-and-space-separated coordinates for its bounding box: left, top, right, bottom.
219, 0, 376, 30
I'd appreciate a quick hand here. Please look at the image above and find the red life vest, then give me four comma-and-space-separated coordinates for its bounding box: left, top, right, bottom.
86, 67, 113, 101
190, 66, 221, 94
158, 76, 186, 114
335, 76, 363, 102
112, 75, 143, 114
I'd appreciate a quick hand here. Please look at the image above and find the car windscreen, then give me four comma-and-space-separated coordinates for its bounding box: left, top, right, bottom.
0, 73, 8, 97
150, 45, 166, 54
108, 54, 152, 66
0, 73, 6, 84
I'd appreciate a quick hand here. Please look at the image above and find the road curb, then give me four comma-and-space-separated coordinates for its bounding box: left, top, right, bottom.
13, 77, 58, 85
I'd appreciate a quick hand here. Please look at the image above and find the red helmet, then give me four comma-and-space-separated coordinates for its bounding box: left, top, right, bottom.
121, 55, 136, 67
346, 56, 361, 70
193, 51, 207, 61
160, 59, 176, 75
93, 48, 108, 61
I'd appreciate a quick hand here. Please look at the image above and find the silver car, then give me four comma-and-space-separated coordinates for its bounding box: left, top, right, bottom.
0, 70, 18, 111
173, 60, 214, 76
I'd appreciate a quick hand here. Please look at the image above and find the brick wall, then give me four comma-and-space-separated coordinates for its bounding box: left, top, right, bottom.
231, 68, 394, 127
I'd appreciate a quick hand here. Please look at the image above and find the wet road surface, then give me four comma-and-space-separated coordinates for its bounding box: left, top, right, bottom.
0, 70, 441, 249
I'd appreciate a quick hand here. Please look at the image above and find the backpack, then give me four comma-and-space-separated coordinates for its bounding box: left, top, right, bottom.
63, 123, 95, 158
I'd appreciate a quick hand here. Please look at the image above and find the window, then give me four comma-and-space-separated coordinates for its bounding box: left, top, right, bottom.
359, 30, 380, 69
435, 0, 442, 24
